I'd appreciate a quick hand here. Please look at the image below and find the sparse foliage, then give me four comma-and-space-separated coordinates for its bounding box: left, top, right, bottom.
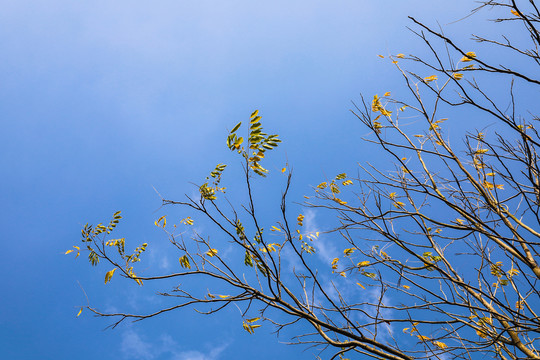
69, 1, 540, 359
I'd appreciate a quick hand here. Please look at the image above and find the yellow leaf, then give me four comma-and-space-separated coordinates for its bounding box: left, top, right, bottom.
389, 192, 397, 199
511, 9, 520, 16
424, 75, 437, 83
475, 149, 488, 154
396, 54, 405, 58
206, 249, 218, 257
104, 268, 117, 284
271, 226, 281, 232
393, 201, 405, 209
155, 215, 166, 227
181, 217, 194, 225
246, 317, 260, 323
476, 329, 488, 338
483, 181, 494, 190
179, 255, 191, 269
218, 295, 230, 299
343, 248, 355, 256
384, 92, 391, 96
65, 250, 74, 255
76, 307, 83, 317
316, 181, 328, 189
356, 282, 365, 289
417, 335, 431, 341
460, 51, 476, 62
357, 261, 370, 267
402, 285, 410, 289
339, 271, 346, 277
433, 341, 448, 349
281, 167, 286, 173
250, 110, 259, 119
453, 73, 463, 80
377, 54, 384, 58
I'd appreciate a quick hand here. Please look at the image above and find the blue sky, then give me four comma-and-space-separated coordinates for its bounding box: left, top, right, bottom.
0, 1, 510, 359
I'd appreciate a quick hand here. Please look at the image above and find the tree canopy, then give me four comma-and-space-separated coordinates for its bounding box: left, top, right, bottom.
68, 1, 540, 359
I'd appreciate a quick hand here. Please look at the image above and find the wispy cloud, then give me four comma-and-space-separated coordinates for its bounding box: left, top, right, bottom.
121, 329, 155, 360
303, 209, 337, 263
120, 328, 229, 360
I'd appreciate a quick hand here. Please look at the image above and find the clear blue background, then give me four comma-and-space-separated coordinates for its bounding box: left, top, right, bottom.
0, 1, 505, 359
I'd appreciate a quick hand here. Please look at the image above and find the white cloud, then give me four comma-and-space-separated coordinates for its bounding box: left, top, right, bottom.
303, 209, 337, 263
121, 329, 155, 360
120, 329, 228, 360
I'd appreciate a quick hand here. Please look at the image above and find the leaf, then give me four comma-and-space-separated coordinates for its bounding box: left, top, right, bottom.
76, 307, 83, 317
402, 285, 410, 289
453, 73, 463, 80
316, 182, 328, 189
65, 250, 74, 255
230, 122, 242, 133
483, 181, 494, 190
377, 54, 384, 58
357, 261, 370, 267
460, 51, 476, 62
181, 217, 194, 225
206, 249, 218, 257
475, 149, 488, 154
104, 268, 117, 284
179, 255, 191, 269
250, 110, 259, 119
244, 251, 253, 267
246, 317, 260, 323
424, 75, 437, 83
218, 295, 230, 299
155, 215, 166, 228
433, 341, 448, 349
384, 91, 391, 96
281, 167, 286, 173
356, 282, 365, 289
339, 271, 347, 277
271, 226, 281, 232
510, 9, 520, 16
396, 54, 405, 58
417, 335, 431, 341
343, 248, 355, 256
